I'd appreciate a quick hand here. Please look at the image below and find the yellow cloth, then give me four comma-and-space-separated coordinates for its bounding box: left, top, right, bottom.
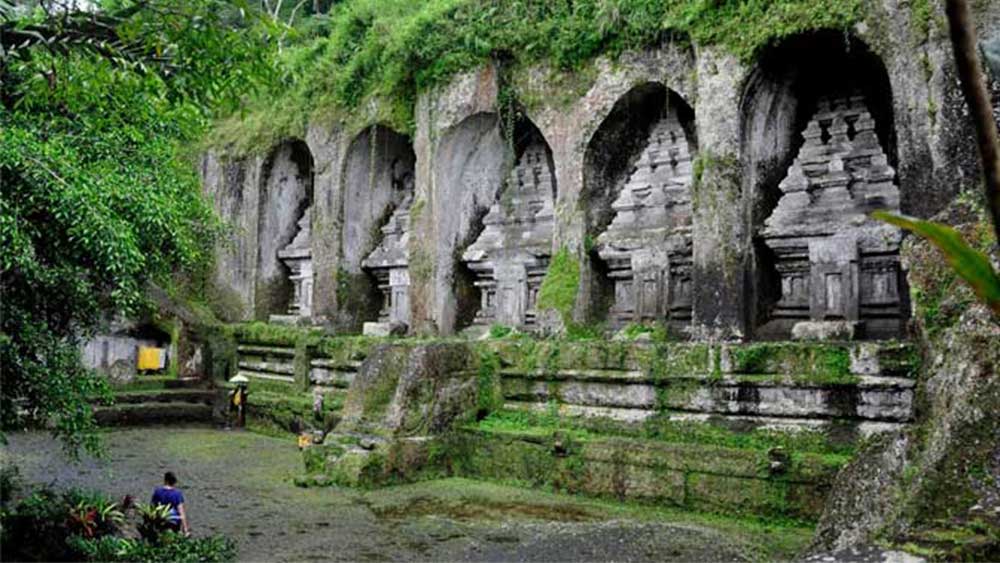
137, 347, 164, 370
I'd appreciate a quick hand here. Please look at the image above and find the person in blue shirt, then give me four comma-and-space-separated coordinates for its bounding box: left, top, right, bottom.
151, 471, 190, 535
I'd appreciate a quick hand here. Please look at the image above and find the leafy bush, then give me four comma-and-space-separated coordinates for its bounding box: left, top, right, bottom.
1, 485, 236, 562
136, 502, 175, 542
0, 464, 21, 505
2, 487, 126, 559
69, 533, 237, 563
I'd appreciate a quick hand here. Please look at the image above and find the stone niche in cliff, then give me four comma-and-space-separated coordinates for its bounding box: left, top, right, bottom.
759, 95, 902, 339
337, 125, 415, 332
276, 208, 314, 319
259, 139, 314, 324
585, 84, 697, 333
744, 33, 905, 340
461, 127, 556, 329
362, 191, 414, 326
433, 113, 508, 334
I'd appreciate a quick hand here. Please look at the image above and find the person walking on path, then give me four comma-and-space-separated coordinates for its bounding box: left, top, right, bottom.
151, 471, 190, 535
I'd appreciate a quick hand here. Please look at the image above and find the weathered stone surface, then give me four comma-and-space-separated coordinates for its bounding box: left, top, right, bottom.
256, 140, 314, 320
202, 0, 1000, 336
595, 109, 694, 331
201, 152, 261, 321
759, 95, 904, 340
338, 343, 479, 436
273, 206, 314, 319
362, 194, 414, 325
792, 321, 862, 342
362, 322, 392, 338
462, 137, 556, 329
812, 210, 1000, 553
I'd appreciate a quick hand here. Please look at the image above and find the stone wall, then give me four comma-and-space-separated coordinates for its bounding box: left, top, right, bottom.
201, 1, 997, 338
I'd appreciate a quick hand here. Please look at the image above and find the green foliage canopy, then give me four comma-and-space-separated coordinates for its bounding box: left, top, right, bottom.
0, 0, 277, 454
207, 0, 864, 154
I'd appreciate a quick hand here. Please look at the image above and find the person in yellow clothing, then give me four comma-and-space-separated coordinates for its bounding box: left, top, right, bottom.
228, 381, 248, 427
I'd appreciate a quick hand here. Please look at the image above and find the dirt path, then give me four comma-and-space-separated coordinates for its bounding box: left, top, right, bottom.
2, 427, 810, 562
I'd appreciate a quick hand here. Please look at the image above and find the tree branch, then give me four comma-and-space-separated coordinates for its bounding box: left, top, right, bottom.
946, 0, 1000, 243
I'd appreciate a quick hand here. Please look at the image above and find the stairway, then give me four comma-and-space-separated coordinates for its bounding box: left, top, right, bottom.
451, 339, 919, 520
95, 377, 216, 426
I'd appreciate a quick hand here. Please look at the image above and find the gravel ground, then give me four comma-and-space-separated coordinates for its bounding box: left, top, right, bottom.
2, 426, 804, 562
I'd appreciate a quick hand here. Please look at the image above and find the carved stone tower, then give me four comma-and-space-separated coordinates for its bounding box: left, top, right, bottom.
462, 141, 556, 329
759, 94, 904, 339
595, 111, 694, 332
362, 195, 412, 325
272, 207, 313, 322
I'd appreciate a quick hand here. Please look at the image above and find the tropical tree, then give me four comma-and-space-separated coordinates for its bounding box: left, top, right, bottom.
0, 0, 277, 454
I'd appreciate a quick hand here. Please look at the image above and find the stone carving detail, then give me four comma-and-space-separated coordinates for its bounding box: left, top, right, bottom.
462, 141, 555, 328
595, 112, 694, 331
760, 94, 903, 338
362, 195, 412, 324
276, 207, 313, 318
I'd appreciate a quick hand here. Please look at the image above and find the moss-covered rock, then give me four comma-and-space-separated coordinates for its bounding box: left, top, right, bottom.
812, 206, 1000, 553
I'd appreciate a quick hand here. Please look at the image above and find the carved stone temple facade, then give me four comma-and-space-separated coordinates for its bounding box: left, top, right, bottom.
362, 195, 413, 326
595, 111, 694, 333
759, 95, 904, 340
271, 207, 314, 323
462, 141, 556, 329
203, 7, 996, 338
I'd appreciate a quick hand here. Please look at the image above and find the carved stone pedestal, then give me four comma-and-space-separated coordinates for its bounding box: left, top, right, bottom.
270, 207, 313, 324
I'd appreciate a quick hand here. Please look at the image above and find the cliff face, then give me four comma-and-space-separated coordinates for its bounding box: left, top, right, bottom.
813, 203, 1000, 556
201, 1, 998, 339
201, 4, 1000, 550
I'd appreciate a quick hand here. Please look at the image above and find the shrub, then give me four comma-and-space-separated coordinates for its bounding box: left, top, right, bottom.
136, 502, 174, 543
69, 533, 237, 563
0, 464, 21, 505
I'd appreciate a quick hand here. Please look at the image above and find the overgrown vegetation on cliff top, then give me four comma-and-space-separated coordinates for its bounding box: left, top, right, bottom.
207, 0, 864, 154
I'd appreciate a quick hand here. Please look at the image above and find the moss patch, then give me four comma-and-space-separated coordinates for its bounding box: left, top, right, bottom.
536, 247, 581, 327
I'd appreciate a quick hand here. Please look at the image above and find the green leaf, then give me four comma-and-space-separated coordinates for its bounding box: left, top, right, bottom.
873, 211, 1000, 318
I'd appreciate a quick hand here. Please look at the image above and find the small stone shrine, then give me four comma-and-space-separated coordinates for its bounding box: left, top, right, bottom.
271, 207, 314, 322
595, 111, 694, 332
760, 94, 903, 339
462, 141, 556, 329
362, 195, 413, 326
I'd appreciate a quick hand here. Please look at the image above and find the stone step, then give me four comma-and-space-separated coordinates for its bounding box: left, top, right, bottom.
486, 340, 919, 378
449, 425, 845, 521
165, 377, 206, 389
308, 366, 355, 388
504, 401, 907, 439
500, 375, 913, 422
309, 358, 363, 370
238, 360, 295, 376
236, 370, 295, 384
499, 368, 913, 387
237, 344, 295, 358
94, 402, 214, 426
112, 389, 216, 405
